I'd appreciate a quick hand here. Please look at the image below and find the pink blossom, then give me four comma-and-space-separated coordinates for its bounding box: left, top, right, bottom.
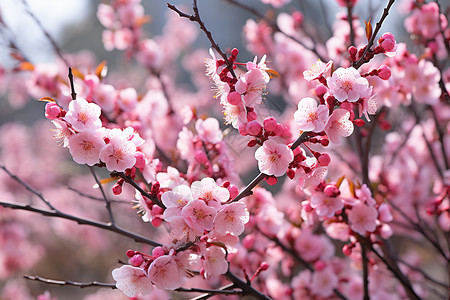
169, 216, 203, 242
223, 101, 247, 128
136, 39, 164, 70
202, 246, 229, 277
157, 166, 187, 189
117, 88, 138, 112
325, 222, 350, 241
51, 120, 75, 147
336, 0, 358, 7
191, 177, 230, 208
148, 254, 184, 290
255, 139, 294, 177
303, 60, 333, 81
327, 67, 370, 102
92, 84, 116, 112
294, 228, 334, 262
99, 129, 137, 172
195, 117, 223, 144
324, 109, 354, 145
310, 191, 344, 218
294, 97, 329, 133
68, 130, 106, 166
348, 203, 378, 235
310, 267, 338, 297
235, 68, 268, 107
213, 202, 249, 236
404, 3, 448, 39
111, 265, 153, 297
181, 199, 217, 232
256, 203, 284, 236
177, 127, 195, 163
378, 32, 398, 57
97, 4, 115, 29
63, 97, 102, 132
161, 185, 193, 221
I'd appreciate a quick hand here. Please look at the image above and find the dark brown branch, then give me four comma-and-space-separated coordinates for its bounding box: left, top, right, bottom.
347, 4, 356, 47
89, 166, 115, 225
68, 67, 77, 100
0, 201, 162, 246
224, 270, 270, 300
114, 171, 165, 209
167, 1, 236, 78
223, 0, 327, 62
354, 0, 396, 68
21, 0, 69, 67
228, 131, 310, 204
24, 275, 116, 289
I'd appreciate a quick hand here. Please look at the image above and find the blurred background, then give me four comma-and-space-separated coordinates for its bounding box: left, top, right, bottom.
0, 0, 435, 299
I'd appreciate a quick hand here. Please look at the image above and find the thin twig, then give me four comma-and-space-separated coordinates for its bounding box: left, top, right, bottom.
167, 1, 236, 78
223, 0, 327, 62
21, 0, 69, 67
66, 186, 129, 204
224, 269, 270, 300
24, 275, 116, 289
0, 200, 162, 246
0, 164, 56, 211
228, 132, 310, 204
89, 166, 115, 226
347, 4, 356, 47
354, 0, 396, 68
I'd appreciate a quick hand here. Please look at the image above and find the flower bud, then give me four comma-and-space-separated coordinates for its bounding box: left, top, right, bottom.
318, 153, 331, 166
227, 91, 242, 105
130, 254, 144, 267
152, 246, 165, 258
134, 152, 146, 169
377, 65, 391, 80
45, 102, 62, 120
246, 120, 263, 136
263, 117, 278, 132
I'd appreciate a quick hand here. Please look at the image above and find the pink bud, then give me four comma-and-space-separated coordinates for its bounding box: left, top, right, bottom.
228, 185, 239, 199
45, 102, 62, 120
273, 124, 284, 136
354, 119, 366, 127
377, 65, 391, 80
231, 48, 239, 57
227, 91, 242, 105
134, 152, 146, 169
112, 183, 122, 195
348, 46, 357, 56
263, 117, 278, 132
152, 246, 165, 258
151, 217, 163, 227
315, 85, 328, 97
195, 150, 208, 164
130, 254, 144, 267
246, 120, 263, 136
314, 260, 326, 271
259, 261, 269, 271
324, 184, 340, 197
342, 244, 352, 256
242, 235, 255, 249
318, 153, 331, 166
292, 11, 303, 27
303, 201, 313, 212
378, 32, 397, 52
126, 250, 135, 257
152, 205, 164, 215
239, 123, 249, 136
265, 176, 278, 185
247, 110, 257, 121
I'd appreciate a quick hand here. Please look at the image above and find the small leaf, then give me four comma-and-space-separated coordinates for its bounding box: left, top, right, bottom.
336, 175, 346, 188
266, 68, 280, 79
39, 96, 56, 103
95, 60, 108, 79
99, 177, 119, 185
135, 15, 152, 27
18, 61, 34, 71
348, 178, 356, 198
71, 67, 85, 80
364, 18, 372, 42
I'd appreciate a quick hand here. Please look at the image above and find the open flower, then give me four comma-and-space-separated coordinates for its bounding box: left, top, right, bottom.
68, 130, 105, 166
64, 97, 102, 132
294, 97, 329, 132
99, 128, 137, 172
327, 67, 370, 102
324, 109, 354, 145
112, 265, 153, 297
255, 139, 294, 177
